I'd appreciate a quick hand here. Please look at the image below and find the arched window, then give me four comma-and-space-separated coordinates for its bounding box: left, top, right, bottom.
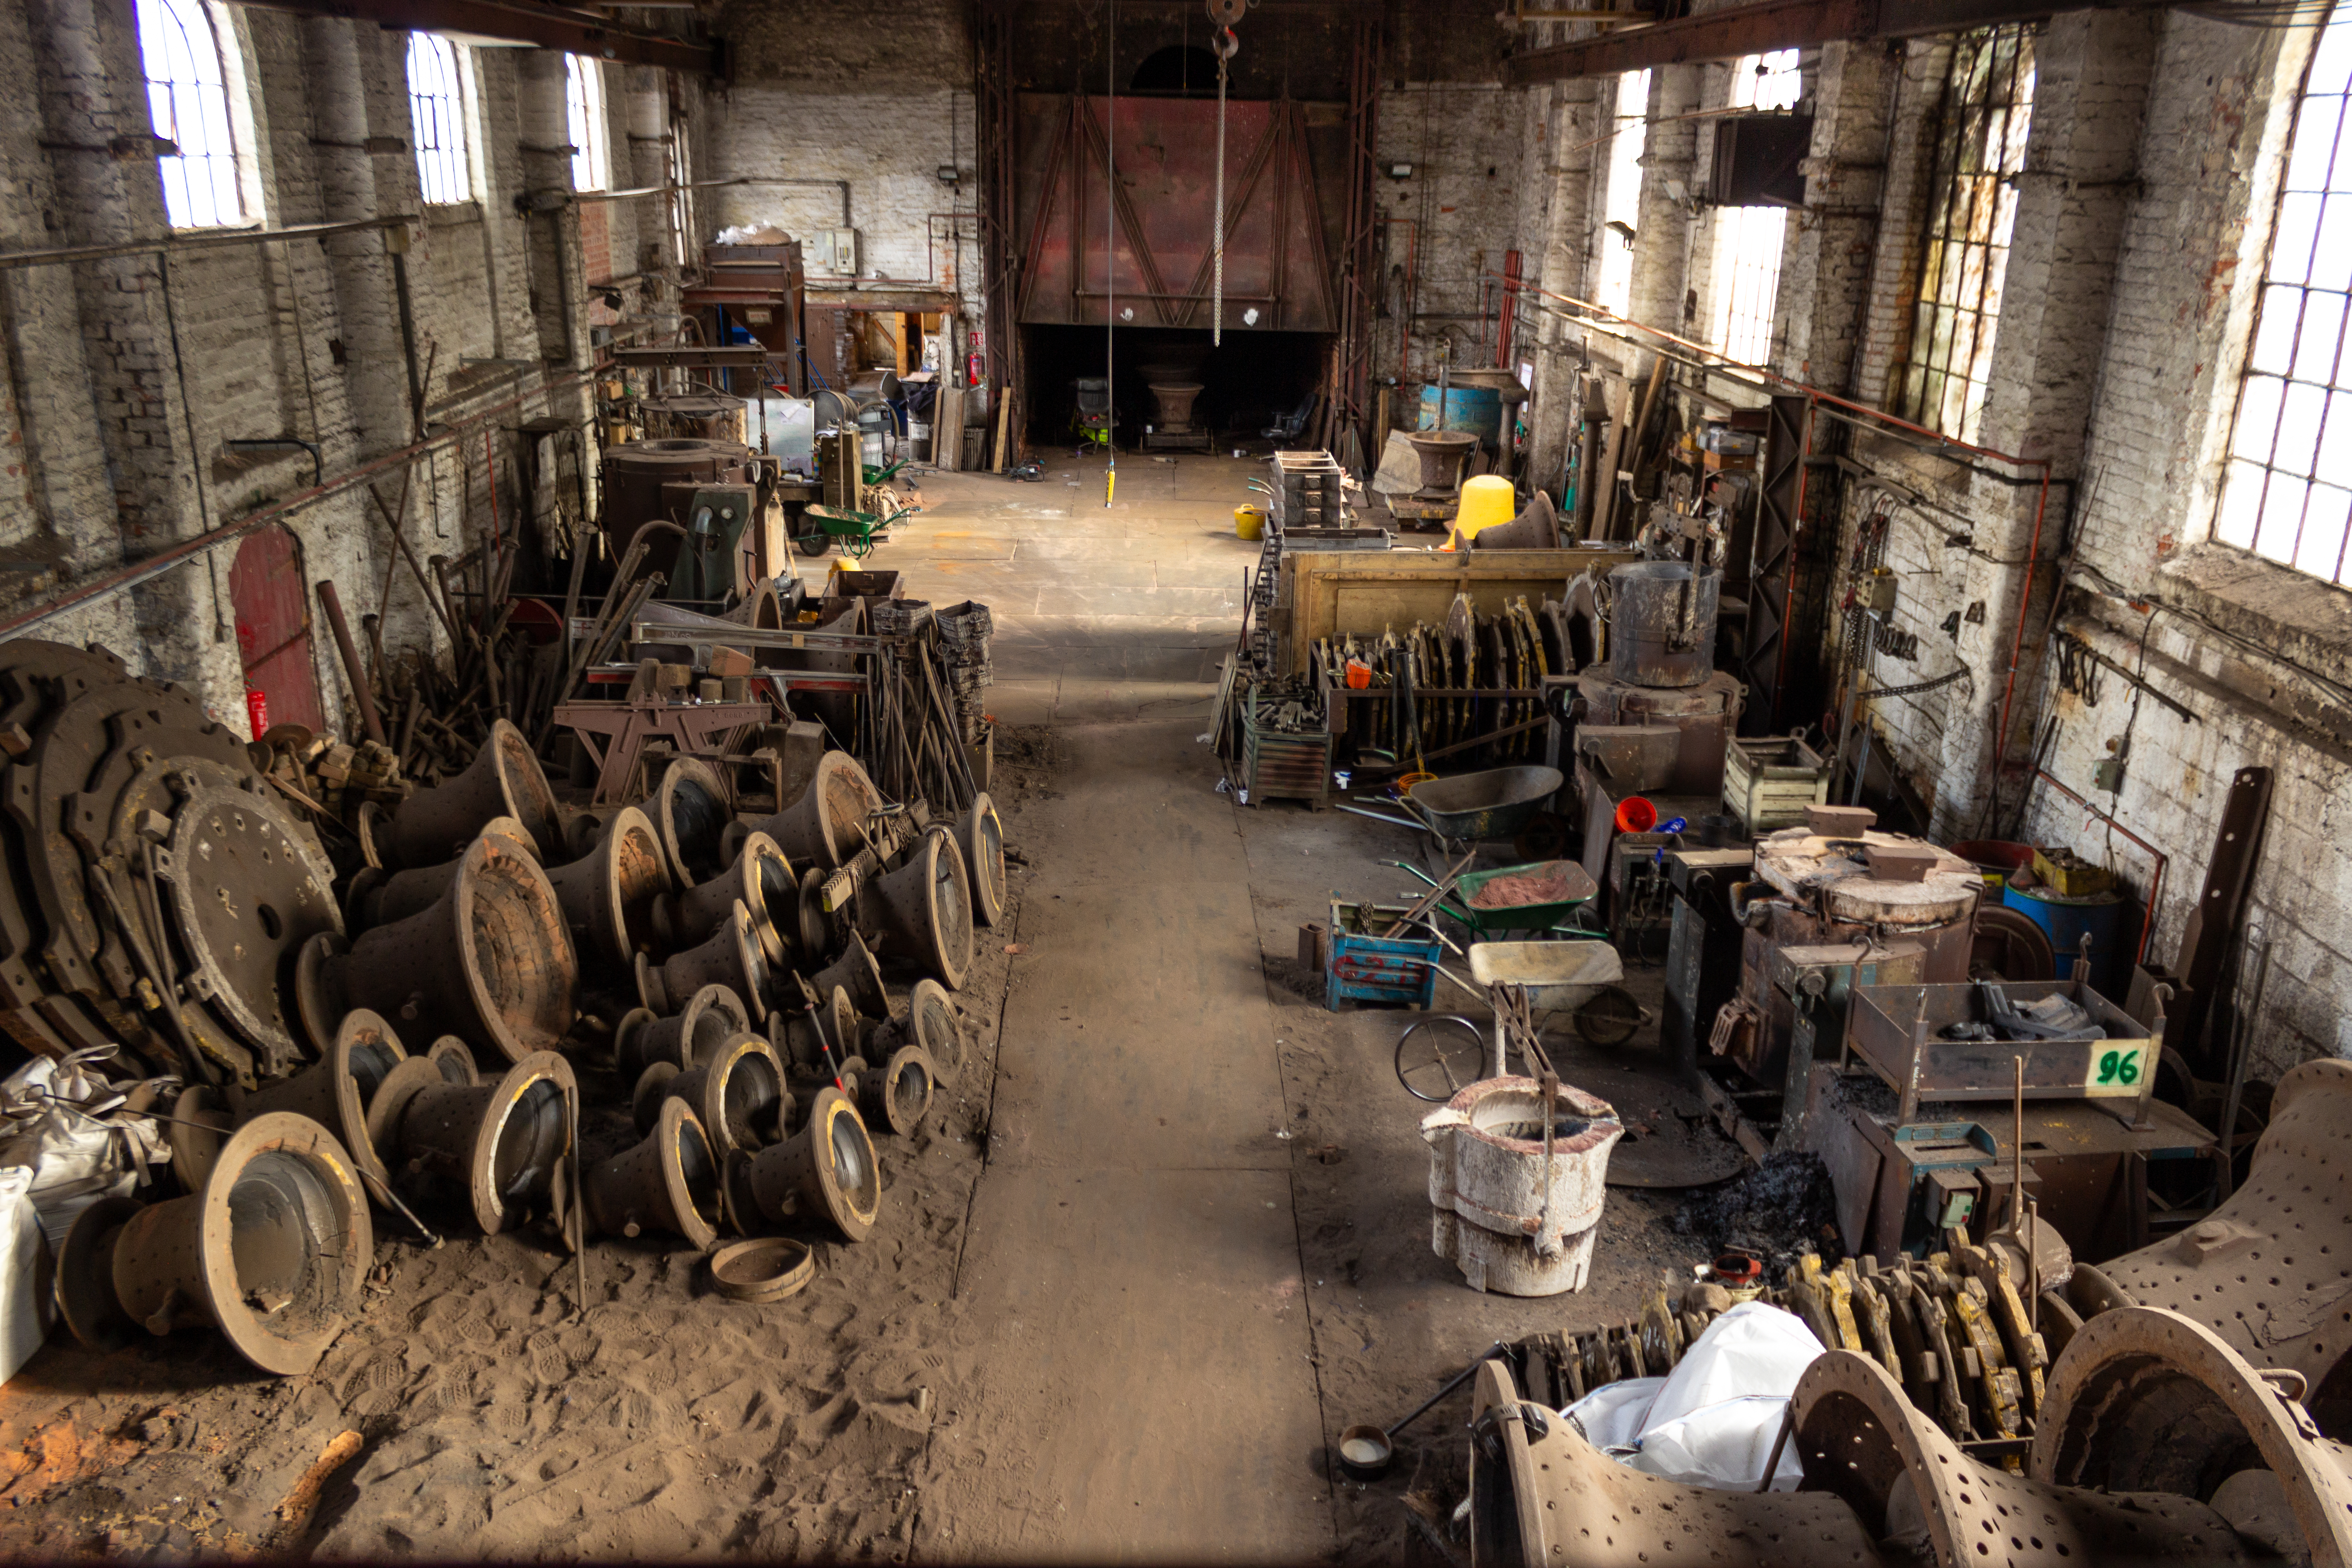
407, 33, 471, 205
135, 0, 244, 228
566, 55, 609, 191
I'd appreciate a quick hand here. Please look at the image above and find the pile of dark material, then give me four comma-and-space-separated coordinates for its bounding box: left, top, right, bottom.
1672, 1151, 1844, 1271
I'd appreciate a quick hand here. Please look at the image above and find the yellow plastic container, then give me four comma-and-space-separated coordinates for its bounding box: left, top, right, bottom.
1444, 475, 1516, 550
1235, 505, 1265, 541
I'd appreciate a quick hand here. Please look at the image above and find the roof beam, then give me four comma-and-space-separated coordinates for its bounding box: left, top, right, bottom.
228, 0, 721, 74
1499, 0, 2164, 83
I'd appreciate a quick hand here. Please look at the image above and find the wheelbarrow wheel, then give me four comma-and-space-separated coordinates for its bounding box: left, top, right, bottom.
1396, 1015, 1487, 1103
1573, 986, 1646, 1048
1513, 810, 1573, 863
793, 533, 833, 558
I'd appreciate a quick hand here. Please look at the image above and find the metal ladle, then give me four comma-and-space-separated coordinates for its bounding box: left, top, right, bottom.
1336, 1340, 1507, 1480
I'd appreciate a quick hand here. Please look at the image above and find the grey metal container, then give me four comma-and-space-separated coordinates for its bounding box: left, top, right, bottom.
1607, 561, 1721, 688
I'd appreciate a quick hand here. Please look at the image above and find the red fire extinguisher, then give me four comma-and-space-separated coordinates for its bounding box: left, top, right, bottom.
967, 328, 985, 389
244, 685, 268, 741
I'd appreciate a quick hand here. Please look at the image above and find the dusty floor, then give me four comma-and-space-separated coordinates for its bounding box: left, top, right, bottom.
0, 450, 1740, 1563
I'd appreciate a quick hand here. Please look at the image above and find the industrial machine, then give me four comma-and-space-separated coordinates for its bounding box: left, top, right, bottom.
1660, 845, 1752, 1073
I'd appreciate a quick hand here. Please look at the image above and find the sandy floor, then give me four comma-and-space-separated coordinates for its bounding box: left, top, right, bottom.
0, 449, 1739, 1563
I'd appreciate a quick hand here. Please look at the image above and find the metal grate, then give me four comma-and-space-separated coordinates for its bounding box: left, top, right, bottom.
406, 32, 471, 206
565, 54, 608, 192
1895, 25, 2036, 443
1707, 50, 1801, 366
2216, 11, 2352, 585
136, 0, 244, 229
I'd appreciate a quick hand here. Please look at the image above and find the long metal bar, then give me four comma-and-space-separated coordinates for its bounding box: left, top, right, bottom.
1499, 0, 2169, 84
0, 214, 413, 272
230, 0, 718, 73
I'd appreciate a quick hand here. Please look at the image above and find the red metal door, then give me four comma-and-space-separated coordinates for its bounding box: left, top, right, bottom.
1013, 93, 1339, 332
229, 525, 326, 736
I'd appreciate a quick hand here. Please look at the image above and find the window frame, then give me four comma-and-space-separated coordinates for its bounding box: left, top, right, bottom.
1706, 49, 1802, 366
2212, 12, 2352, 588
1893, 24, 2038, 443
135, 0, 246, 229
565, 54, 610, 192
407, 32, 474, 207
1594, 69, 1651, 319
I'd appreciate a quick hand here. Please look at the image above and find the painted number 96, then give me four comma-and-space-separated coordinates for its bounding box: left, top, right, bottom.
2095, 1048, 2142, 1086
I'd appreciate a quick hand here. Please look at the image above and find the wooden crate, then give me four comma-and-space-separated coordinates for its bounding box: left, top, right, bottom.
1241, 696, 1332, 807
1724, 733, 1830, 834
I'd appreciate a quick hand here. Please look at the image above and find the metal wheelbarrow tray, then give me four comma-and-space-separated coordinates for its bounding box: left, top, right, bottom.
1466, 940, 1624, 1011
1406, 766, 1563, 842
1388, 857, 1599, 936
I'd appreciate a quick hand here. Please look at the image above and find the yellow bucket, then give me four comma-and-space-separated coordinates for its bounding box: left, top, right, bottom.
1235, 505, 1265, 541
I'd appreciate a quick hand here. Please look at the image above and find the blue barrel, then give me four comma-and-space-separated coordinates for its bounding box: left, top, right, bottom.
1418, 385, 1502, 441
2002, 880, 2129, 1000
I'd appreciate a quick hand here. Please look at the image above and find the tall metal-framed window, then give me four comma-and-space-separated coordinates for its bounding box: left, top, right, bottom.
135, 0, 244, 228
1595, 69, 1651, 318
2215, 13, 2352, 584
1895, 26, 2036, 441
1707, 49, 1801, 364
407, 32, 471, 206
566, 55, 609, 191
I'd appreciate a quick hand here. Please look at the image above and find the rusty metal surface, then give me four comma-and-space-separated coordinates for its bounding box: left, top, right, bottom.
1606, 561, 1722, 689
1791, 1348, 2260, 1564
1012, 93, 1338, 331
2089, 1058, 2352, 1430
2033, 1304, 2352, 1567
1464, 1357, 1889, 1568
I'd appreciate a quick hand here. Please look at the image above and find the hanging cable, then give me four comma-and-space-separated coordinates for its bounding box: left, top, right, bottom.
1212, 22, 1237, 346
1106, 0, 1117, 506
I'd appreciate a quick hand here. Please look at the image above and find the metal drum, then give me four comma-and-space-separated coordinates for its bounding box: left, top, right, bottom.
1607, 560, 1722, 689
601, 437, 755, 568
642, 392, 747, 445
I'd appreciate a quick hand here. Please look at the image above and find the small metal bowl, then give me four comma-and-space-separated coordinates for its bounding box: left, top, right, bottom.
1336, 1423, 1394, 1480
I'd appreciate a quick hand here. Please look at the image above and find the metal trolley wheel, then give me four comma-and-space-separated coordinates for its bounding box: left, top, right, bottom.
1573, 986, 1646, 1048
1396, 1014, 1488, 1103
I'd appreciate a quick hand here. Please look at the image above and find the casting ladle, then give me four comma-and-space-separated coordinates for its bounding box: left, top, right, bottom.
1336, 1340, 1506, 1480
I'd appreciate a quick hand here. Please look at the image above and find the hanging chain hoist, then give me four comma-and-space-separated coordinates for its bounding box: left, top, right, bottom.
1207, 0, 1246, 346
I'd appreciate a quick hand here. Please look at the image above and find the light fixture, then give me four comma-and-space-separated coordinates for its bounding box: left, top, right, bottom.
936, 165, 960, 186
1387, 162, 1413, 180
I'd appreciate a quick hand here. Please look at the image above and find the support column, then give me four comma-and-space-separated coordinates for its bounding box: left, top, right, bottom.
1527, 77, 1602, 495
1626, 64, 1703, 360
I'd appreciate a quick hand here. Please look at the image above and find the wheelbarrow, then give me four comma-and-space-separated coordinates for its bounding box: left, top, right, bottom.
796, 502, 915, 561
1337, 764, 1565, 858
1383, 858, 1600, 937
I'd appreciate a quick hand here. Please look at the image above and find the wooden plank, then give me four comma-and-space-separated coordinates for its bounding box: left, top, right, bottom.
934, 383, 965, 472
1280, 547, 1639, 675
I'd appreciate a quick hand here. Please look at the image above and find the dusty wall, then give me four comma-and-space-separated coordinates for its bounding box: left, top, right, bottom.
1499, 5, 2352, 1075
0, 0, 708, 740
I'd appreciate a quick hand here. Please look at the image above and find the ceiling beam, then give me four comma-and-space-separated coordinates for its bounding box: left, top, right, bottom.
229, 0, 721, 74
1499, 0, 2165, 84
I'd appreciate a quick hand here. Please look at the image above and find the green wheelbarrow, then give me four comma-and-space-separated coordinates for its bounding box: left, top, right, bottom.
795, 502, 916, 561
1384, 857, 1601, 937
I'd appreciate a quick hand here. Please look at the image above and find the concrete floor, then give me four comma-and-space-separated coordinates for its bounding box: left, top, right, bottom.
874, 451, 1719, 1563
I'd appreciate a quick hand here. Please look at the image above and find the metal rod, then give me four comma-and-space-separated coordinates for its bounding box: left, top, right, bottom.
0, 215, 415, 272
315, 580, 387, 745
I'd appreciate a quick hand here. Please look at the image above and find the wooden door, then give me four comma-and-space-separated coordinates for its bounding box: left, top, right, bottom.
230, 524, 326, 735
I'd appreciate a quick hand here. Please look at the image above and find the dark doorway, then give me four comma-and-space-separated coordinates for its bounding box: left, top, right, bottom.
1130, 44, 1220, 95
1020, 324, 1325, 451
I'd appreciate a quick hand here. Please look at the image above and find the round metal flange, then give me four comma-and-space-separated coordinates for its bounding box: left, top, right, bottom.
426, 1036, 478, 1085
2033, 1304, 2352, 1567
364, 1057, 443, 1164
1971, 903, 2056, 982
958, 794, 1007, 930
291, 931, 348, 1060
57, 1193, 144, 1353
632, 1060, 681, 1133
656, 757, 735, 887
168, 1084, 231, 1194
904, 978, 964, 1083
708, 1236, 815, 1303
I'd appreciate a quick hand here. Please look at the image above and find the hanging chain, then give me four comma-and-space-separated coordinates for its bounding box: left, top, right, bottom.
1213, 26, 1236, 346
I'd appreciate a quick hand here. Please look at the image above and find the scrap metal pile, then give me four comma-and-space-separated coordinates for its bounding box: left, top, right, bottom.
1464, 1058, 2352, 1568
0, 635, 1009, 1379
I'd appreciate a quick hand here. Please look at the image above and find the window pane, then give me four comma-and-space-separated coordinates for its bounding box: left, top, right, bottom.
2294, 290, 2347, 383
2216, 460, 2265, 549
2278, 378, 2328, 475
2254, 473, 2308, 562
2234, 374, 2286, 465
2317, 195, 2352, 293
135, 0, 244, 228
2298, 484, 2352, 577
2251, 285, 2302, 375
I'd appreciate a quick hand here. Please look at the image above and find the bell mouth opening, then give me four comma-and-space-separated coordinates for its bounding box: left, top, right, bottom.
492, 727, 560, 853
222, 1149, 346, 1343
489, 1076, 568, 1212
463, 857, 573, 1058
828, 1106, 877, 1210
674, 1115, 723, 1229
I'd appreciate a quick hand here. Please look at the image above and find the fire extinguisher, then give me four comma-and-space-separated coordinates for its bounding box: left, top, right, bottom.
967, 328, 985, 390
244, 685, 268, 741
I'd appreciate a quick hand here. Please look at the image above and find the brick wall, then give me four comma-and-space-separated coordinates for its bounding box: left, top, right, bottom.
0, 0, 691, 737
